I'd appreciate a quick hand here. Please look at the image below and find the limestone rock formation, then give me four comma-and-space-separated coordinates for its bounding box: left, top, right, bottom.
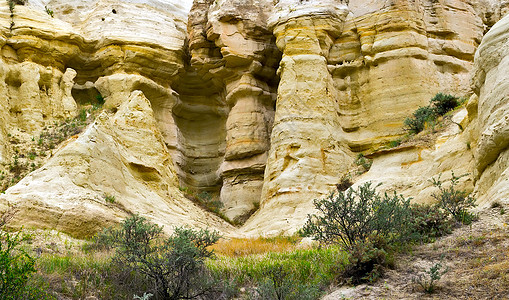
471, 12, 509, 207
185, 0, 279, 221
0, 0, 508, 239
242, 0, 355, 236
0, 90, 233, 237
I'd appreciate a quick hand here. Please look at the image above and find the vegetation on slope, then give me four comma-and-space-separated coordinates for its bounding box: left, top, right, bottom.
0, 102, 103, 193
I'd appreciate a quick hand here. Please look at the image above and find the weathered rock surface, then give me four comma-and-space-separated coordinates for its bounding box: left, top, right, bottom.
0, 0, 508, 238
333, 0, 490, 151
352, 109, 475, 206
471, 12, 509, 207
242, 0, 355, 236
0, 90, 233, 237
185, 0, 279, 221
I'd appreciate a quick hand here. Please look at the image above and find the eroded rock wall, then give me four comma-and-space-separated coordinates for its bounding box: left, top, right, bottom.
0, 91, 233, 237
0, 0, 235, 237
332, 0, 491, 151
471, 12, 509, 207
185, 0, 280, 221
0, 0, 508, 238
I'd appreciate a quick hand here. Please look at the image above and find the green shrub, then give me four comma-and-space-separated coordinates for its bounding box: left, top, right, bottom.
44, 5, 53, 17
79, 109, 88, 122
404, 106, 435, 134
387, 139, 402, 148
404, 93, 460, 135
342, 239, 388, 284
355, 154, 372, 171
0, 229, 36, 299
430, 93, 459, 116
104, 194, 116, 203
408, 204, 453, 243
302, 182, 412, 250
96, 94, 105, 105
430, 172, 477, 224
109, 215, 222, 299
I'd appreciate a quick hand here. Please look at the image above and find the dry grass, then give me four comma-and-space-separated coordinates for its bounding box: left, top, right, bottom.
211, 235, 304, 257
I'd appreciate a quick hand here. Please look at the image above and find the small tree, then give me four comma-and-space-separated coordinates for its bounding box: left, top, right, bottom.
302, 183, 413, 283
111, 215, 220, 300
301, 182, 412, 250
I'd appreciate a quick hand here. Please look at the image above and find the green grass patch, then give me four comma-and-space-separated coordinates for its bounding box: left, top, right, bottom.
207, 246, 348, 288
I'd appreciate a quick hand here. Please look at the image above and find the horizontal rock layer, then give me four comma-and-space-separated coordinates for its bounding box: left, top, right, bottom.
0, 0, 508, 238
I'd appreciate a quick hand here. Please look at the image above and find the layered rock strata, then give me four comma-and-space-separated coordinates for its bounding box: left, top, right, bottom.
332, 0, 490, 151
185, 0, 279, 220
470, 13, 509, 206
0, 0, 234, 237
243, 1, 355, 235
0, 0, 508, 239
0, 91, 233, 237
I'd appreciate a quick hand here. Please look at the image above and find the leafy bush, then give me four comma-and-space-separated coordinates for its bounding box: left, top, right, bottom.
404, 106, 435, 134
408, 204, 453, 242
342, 239, 389, 284
302, 182, 412, 250
0, 229, 37, 299
430, 93, 459, 116
355, 154, 372, 172
108, 215, 222, 299
430, 172, 477, 224
404, 93, 459, 134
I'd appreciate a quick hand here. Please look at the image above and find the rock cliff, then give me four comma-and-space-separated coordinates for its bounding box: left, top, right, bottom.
0, 0, 508, 238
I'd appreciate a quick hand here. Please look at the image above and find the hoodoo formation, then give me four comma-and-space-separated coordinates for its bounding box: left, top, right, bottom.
0, 0, 508, 238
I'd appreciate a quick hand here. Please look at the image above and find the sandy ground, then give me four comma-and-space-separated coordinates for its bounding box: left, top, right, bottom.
324, 205, 509, 300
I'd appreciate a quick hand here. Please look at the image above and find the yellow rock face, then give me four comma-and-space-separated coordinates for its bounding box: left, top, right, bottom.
0, 91, 233, 237
470, 12, 509, 207
0, 0, 508, 238
332, 0, 487, 151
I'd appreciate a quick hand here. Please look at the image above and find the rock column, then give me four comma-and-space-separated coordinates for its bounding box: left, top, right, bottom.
219, 71, 274, 221
243, 0, 354, 235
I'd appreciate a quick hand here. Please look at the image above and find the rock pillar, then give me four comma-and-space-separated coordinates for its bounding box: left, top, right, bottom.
243, 0, 354, 235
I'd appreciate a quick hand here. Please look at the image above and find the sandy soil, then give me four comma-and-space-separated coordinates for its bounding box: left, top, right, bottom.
324, 205, 509, 300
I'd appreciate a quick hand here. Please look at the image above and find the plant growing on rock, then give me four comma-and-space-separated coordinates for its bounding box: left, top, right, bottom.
404, 93, 460, 134
44, 5, 53, 17
404, 106, 435, 134
430, 93, 459, 116
355, 154, 373, 172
